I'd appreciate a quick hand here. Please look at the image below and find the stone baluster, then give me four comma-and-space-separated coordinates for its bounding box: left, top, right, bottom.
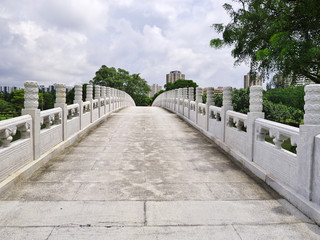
54, 84, 67, 140
74, 84, 83, 129
196, 87, 202, 103
101, 86, 106, 115
221, 86, 233, 141
22, 81, 40, 159
206, 87, 214, 130
110, 88, 114, 111
86, 85, 93, 123
187, 87, 193, 119
297, 84, 320, 200
246, 86, 264, 161
174, 89, 178, 112
207, 87, 214, 106
106, 87, 111, 112
195, 87, 202, 124
95, 85, 101, 117
189, 87, 194, 101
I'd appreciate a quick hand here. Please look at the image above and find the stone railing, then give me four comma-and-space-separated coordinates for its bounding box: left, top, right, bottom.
0, 81, 135, 192
153, 84, 320, 225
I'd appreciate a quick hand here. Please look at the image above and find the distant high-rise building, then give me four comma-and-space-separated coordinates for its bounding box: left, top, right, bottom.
48, 85, 55, 92
244, 73, 262, 88
0, 86, 22, 93
166, 70, 185, 84
148, 84, 162, 98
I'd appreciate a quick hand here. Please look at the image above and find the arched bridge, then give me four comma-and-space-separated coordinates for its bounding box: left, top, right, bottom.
0, 81, 319, 239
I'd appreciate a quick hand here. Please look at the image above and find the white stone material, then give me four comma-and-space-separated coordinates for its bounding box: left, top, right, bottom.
207, 87, 214, 106
182, 87, 188, 99
196, 87, 202, 103
304, 84, 320, 125
86, 85, 93, 101
106, 87, 111, 97
188, 87, 194, 101
223, 86, 232, 107
55, 84, 66, 104
249, 86, 263, 112
101, 86, 106, 98
74, 85, 82, 101
94, 85, 101, 99
24, 81, 39, 109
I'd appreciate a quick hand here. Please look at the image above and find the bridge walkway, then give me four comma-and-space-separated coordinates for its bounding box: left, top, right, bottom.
0, 107, 319, 239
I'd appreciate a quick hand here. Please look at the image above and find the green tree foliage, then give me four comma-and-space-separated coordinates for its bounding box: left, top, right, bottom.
9, 89, 25, 114
164, 79, 198, 91
214, 94, 222, 107
263, 86, 305, 111
232, 88, 250, 114
39, 91, 55, 110
211, 0, 320, 83
66, 88, 75, 105
90, 65, 151, 106
0, 99, 14, 112
263, 99, 304, 126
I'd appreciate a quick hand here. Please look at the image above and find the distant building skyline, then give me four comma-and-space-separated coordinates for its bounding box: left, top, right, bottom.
148, 84, 162, 98
244, 73, 262, 88
166, 70, 185, 84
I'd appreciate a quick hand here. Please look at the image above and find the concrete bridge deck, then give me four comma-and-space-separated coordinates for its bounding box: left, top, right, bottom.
0, 107, 319, 239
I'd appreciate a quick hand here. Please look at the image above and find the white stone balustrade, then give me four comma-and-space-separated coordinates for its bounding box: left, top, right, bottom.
0, 115, 33, 183
0, 81, 135, 196
152, 84, 320, 225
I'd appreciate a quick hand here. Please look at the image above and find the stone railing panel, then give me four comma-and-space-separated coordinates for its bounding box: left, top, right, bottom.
39, 108, 63, 155
0, 115, 33, 182
254, 118, 299, 187
67, 104, 80, 139
208, 106, 223, 140
225, 110, 248, 156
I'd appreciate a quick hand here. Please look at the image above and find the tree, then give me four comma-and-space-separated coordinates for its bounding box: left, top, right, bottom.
9, 89, 25, 114
164, 79, 198, 91
0, 99, 14, 113
232, 88, 249, 113
39, 91, 55, 110
66, 88, 75, 105
210, 0, 320, 83
90, 65, 151, 106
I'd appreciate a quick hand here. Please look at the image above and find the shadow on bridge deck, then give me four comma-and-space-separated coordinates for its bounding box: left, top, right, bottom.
0, 107, 319, 239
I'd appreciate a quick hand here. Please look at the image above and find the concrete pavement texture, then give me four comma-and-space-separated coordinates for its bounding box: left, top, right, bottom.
0, 107, 319, 239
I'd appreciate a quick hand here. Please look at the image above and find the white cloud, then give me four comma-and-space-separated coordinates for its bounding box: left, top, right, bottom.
0, 0, 250, 89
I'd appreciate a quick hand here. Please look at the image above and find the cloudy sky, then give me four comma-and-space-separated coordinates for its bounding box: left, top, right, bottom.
0, 0, 250, 89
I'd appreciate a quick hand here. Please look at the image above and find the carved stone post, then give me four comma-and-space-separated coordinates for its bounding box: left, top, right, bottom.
101, 86, 106, 115
110, 88, 114, 111
182, 87, 187, 116
174, 89, 178, 112
221, 86, 233, 142
95, 85, 101, 118
297, 84, 320, 200
247, 86, 264, 161
86, 85, 93, 123
54, 84, 67, 140
73, 84, 83, 129
22, 81, 40, 159
177, 88, 182, 114
206, 87, 214, 130
106, 87, 111, 112
189, 87, 194, 101
188, 87, 194, 119
195, 87, 202, 124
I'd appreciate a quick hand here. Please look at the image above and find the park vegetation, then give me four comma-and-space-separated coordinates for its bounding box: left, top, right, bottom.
210, 0, 320, 84
90, 65, 151, 106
